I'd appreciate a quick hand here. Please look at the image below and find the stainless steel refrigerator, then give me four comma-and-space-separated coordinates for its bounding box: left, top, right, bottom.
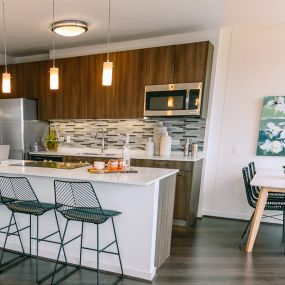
0, 98, 48, 159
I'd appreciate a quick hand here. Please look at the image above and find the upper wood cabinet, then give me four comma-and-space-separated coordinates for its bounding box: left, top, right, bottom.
38, 60, 62, 120
174, 41, 212, 83
145, 46, 175, 85
87, 53, 116, 119
16, 62, 39, 99
114, 49, 146, 118
3, 41, 213, 120
60, 56, 89, 119
145, 41, 213, 85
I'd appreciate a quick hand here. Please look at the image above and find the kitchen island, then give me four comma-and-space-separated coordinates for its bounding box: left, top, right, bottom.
0, 160, 178, 281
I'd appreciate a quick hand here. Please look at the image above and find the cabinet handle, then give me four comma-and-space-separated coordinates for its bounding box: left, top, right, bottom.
177, 172, 185, 177
154, 161, 168, 166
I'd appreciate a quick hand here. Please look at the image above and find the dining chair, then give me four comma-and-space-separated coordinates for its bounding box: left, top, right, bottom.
240, 165, 285, 249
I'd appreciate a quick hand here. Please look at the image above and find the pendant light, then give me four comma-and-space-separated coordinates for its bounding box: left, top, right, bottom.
1, 0, 10, 93
102, 0, 113, 86
50, 0, 59, 90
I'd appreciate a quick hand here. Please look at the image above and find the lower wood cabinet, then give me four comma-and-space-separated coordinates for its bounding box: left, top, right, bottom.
132, 158, 203, 227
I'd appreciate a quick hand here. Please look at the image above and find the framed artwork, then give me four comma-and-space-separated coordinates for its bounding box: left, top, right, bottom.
256, 96, 285, 156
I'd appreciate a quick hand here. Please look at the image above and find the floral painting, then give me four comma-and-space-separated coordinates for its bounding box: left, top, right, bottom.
257, 96, 285, 156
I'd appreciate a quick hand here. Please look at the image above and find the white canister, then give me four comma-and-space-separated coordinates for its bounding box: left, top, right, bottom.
145, 137, 154, 156
160, 132, 172, 157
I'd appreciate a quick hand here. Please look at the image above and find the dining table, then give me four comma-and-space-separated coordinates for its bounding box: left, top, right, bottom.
246, 168, 285, 252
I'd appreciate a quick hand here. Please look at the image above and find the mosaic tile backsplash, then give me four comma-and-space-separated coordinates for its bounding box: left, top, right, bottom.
50, 118, 206, 151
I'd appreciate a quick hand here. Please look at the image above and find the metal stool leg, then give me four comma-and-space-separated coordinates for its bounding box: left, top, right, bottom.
29, 215, 32, 256
97, 224, 100, 285
0, 214, 13, 265
0, 213, 28, 273
111, 217, 123, 276
13, 213, 26, 254
79, 222, 84, 267
51, 220, 69, 285
36, 216, 39, 283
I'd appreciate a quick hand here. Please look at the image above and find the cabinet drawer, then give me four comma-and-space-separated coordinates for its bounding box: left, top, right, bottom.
134, 159, 193, 171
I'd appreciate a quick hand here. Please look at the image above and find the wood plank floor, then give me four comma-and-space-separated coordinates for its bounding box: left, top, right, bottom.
0, 217, 285, 284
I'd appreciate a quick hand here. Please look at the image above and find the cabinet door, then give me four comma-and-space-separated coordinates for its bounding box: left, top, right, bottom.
174, 41, 210, 83
16, 62, 39, 99
114, 49, 146, 118
87, 53, 116, 119
173, 170, 192, 220
146, 46, 175, 85
0, 64, 17, 98
61, 56, 88, 119
38, 60, 62, 120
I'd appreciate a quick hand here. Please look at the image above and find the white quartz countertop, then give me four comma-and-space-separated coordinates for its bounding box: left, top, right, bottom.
29, 147, 204, 162
0, 160, 178, 186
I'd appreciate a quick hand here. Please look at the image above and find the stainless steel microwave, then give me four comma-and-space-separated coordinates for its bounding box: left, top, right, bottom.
144, 82, 203, 117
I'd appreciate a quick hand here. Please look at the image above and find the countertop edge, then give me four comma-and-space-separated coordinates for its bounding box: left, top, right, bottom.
29, 151, 204, 162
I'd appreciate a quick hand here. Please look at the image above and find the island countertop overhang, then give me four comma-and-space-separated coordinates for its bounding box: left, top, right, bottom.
0, 160, 178, 186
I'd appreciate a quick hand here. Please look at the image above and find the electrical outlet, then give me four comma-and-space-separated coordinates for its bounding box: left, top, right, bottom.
232, 146, 239, 155
172, 139, 180, 146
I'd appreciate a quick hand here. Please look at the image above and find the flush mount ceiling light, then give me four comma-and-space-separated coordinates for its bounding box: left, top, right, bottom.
52, 20, 88, 37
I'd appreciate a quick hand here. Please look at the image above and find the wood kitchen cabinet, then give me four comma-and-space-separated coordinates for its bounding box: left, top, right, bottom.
60, 56, 89, 119
38, 56, 89, 120
87, 53, 116, 119
146, 46, 175, 85
1, 41, 213, 120
145, 41, 213, 85
132, 158, 203, 226
38, 60, 62, 120
174, 41, 213, 83
114, 49, 146, 118
16, 62, 39, 99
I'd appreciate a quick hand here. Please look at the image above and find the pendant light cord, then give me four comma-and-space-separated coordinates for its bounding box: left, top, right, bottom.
2, 0, 7, 73
52, 0, 55, 67
107, 0, 111, 61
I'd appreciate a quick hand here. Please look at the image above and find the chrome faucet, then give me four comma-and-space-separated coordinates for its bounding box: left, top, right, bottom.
95, 127, 105, 154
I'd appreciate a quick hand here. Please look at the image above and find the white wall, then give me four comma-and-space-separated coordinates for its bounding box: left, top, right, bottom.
200, 24, 285, 221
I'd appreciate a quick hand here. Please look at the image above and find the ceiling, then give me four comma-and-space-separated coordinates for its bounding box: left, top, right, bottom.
0, 0, 225, 57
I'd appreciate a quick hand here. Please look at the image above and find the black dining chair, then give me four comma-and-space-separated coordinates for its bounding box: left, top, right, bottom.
240, 164, 285, 249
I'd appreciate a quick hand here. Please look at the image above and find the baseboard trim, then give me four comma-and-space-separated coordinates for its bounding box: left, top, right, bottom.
201, 210, 283, 225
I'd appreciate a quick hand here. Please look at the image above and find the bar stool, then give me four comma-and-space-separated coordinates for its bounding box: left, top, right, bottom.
0, 176, 67, 283
51, 180, 123, 285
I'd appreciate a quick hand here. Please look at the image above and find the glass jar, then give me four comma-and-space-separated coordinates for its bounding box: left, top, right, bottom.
42, 126, 61, 152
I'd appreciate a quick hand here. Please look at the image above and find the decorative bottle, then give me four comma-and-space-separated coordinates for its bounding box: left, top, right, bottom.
153, 122, 166, 156
145, 137, 154, 156
122, 134, 131, 171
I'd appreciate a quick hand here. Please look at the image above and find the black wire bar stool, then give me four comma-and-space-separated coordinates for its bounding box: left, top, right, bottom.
51, 180, 123, 285
240, 165, 285, 249
0, 176, 67, 283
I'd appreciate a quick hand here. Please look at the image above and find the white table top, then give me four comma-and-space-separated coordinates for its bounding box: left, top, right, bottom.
0, 160, 178, 186
251, 169, 285, 189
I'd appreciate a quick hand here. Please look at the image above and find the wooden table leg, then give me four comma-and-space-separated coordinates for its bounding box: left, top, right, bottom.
246, 187, 268, 252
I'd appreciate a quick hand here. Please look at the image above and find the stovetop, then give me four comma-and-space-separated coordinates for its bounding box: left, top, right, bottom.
10, 161, 90, 169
